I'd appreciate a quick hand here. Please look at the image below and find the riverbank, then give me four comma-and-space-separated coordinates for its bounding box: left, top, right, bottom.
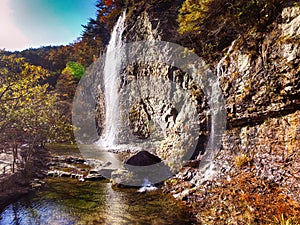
0, 146, 106, 213
0, 147, 50, 212
0, 145, 195, 224
0, 172, 32, 211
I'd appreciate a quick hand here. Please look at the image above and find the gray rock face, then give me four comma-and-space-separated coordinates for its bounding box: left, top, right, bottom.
118, 10, 210, 172
218, 5, 300, 128
194, 4, 300, 200
97, 3, 300, 195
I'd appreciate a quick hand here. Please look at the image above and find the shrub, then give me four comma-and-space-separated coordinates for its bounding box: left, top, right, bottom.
62, 61, 85, 79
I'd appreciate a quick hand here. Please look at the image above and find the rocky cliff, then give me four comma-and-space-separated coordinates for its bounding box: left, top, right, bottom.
120, 1, 211, 172
212, 3, 300, 196
121, 1, 300, 223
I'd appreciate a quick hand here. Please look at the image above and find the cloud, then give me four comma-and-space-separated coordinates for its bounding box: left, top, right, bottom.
0, 0, 28, 51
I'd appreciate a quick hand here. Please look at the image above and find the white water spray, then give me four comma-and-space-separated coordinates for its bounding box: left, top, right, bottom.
100, 10, 127, 148
137, 178, 157, 193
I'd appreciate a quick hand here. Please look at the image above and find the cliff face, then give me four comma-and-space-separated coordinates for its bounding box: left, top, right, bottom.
213, 3, 300, 198
125, 0, 183, 43
122, 1, 300, 223
124, 1, 299, 169
122, 1, 210, 171
221, 6, 300, 128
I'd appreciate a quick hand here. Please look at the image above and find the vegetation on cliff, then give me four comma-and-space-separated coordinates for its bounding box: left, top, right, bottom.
177, 0, 288, 61
119, 0, 300, 223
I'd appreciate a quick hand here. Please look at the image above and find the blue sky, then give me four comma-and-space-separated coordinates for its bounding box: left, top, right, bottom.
0, 0, 97, 51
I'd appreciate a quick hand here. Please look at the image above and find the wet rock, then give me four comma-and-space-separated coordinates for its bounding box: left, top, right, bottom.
47, 170, 57, 177
30, 179, 45, 189
85, 173, 104, 181
85, 159, 105, 168
183, 160, 200, 168
110, 151, 172, 187
102, 161, 112, 167
85, 169, 107, 180
125, 150, 161, 167
59, 171, 69, 177
47, 170, 71, 177
97, 168, 114, 178
111, 169, 133, 187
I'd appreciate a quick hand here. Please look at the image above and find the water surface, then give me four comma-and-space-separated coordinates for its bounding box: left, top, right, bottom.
0, 177, 193, 225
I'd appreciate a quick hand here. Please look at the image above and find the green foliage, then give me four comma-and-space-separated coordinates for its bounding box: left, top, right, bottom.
0, 0, 124, 149
178, 0, 212, 34
0, 1, 117, 148
62, 61, 85, 78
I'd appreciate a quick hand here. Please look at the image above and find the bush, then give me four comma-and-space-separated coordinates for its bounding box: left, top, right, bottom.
62, 61, 85, 79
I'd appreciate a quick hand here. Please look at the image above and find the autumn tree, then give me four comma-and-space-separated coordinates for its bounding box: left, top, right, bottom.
0, 52, 73, 168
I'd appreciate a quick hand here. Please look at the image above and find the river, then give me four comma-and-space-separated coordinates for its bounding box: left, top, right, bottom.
0, 143, 194, 224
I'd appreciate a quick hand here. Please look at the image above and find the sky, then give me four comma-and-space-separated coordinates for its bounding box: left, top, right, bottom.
0, 0, 97, 51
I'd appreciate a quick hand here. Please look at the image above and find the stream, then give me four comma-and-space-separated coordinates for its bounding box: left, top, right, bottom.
0, 144, 193, 225
0, 177, 193, 225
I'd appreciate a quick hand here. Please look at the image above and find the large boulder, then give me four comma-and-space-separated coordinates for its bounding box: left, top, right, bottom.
112, 151, 172, 187
125, 150, 161, 166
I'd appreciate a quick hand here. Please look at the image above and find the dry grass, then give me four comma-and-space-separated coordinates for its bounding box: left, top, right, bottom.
188, 171, 300, 224
164, 168, 300, 225
235, 154, 252, 167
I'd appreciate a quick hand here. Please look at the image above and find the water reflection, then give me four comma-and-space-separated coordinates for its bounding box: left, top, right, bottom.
0, 178, 192, 225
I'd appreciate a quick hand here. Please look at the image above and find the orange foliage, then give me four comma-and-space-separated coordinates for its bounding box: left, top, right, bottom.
104, 0, 113, 6
166, 169, 300, 224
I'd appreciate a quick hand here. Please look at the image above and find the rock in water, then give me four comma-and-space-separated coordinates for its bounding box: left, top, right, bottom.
113, 150, 173, 187
125, 150, 161, 167
112, 151, 172, 187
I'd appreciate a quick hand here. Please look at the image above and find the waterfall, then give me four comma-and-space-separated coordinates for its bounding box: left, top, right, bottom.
99, 10, 127, 148
216, 40, 236, 77
71, 6, 227, 187
194, 44, 228, 183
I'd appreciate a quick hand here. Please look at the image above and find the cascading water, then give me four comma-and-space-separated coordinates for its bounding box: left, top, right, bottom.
99, 10, 127, 148
137, 178, 158, 193
194, 44, 228, 183
199, 77, 223, 179
98, 10, 164, 151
